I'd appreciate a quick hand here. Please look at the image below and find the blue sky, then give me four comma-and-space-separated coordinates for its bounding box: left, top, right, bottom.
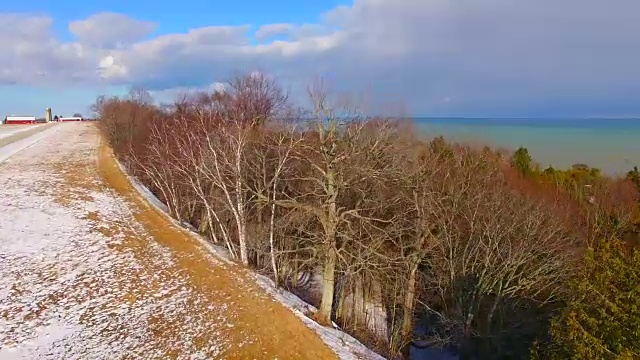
3, 0, 345, 40
1, 0, 639, 118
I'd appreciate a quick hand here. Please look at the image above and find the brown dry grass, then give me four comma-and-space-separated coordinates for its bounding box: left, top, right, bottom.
93, 126, 337, 360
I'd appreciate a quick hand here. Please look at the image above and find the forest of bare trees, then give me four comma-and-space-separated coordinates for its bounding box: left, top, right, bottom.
93, 73, 640, 359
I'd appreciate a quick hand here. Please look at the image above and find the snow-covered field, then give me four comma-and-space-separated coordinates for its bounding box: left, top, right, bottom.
0, 123, 354, 359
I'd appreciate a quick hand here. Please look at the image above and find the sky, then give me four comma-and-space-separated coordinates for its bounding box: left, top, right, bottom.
1, 0, 639, 118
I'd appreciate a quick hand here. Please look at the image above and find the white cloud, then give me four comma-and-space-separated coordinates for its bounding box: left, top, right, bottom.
0, 13, 53, 42
149, 81, 229, 104
185, 25, 251, 45
0, 13, 99, 86
1, 0, 640, 116
68, 12, 156, 48
255, 23, 294, 41
98, 55, 128, 79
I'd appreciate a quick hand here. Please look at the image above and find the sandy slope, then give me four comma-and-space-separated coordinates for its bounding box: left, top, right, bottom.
0, 123, 339, 359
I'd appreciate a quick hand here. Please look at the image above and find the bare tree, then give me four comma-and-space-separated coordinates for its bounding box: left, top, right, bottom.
383, 136, 455, 357
131, 123, 187, 221
416, 149, 576, 358
128, 86, 154, 106
93, 72, 597, 360
259, 80, 402, 328
251, 124, 301, 285
164, 74, 289, 266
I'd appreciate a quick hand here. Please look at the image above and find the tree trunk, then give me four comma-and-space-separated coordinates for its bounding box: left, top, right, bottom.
290, 258, 299, 288
234, 184, 248, 266
400, 260, 418, 358
340, 275, 389, 344
318, 164, 338, 326
269, 189, 279, 286
318, 245, 337, 326
217, 218, 236, 258
198, 209, 209, 234
234, 145, 249, 266
203, 206, 219, 244
336, 276, 346, 321
237, 213, 248, 266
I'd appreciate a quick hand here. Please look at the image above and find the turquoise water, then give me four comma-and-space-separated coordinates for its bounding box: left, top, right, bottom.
413, 118, 640, 176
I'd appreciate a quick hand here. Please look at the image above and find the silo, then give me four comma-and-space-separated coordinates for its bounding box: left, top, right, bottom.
45, 108, 52, 123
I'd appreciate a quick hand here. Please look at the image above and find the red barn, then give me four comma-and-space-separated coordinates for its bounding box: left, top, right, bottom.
4, 116, 36, 124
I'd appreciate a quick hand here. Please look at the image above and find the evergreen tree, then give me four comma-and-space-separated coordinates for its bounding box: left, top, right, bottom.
511, 147, 533, 176
540, 239, 640, 359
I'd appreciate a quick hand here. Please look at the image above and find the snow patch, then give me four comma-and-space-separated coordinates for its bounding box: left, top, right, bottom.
0, 320, 80, 359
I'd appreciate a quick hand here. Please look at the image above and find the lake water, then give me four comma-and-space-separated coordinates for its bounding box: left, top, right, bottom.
413, 118, 640, 176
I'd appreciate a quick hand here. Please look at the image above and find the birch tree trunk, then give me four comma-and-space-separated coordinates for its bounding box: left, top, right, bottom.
269, 180, 279, 286
235, 145, 249, 266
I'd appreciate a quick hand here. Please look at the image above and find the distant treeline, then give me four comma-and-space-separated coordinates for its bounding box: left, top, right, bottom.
94, 74, 640, 360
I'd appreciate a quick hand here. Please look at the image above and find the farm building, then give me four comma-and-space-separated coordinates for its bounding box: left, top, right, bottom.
58, 117, 83, 122
4, 116, 36, 124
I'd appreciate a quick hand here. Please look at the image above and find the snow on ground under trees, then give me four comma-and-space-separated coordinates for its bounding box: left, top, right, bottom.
0, 123, 372, 359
